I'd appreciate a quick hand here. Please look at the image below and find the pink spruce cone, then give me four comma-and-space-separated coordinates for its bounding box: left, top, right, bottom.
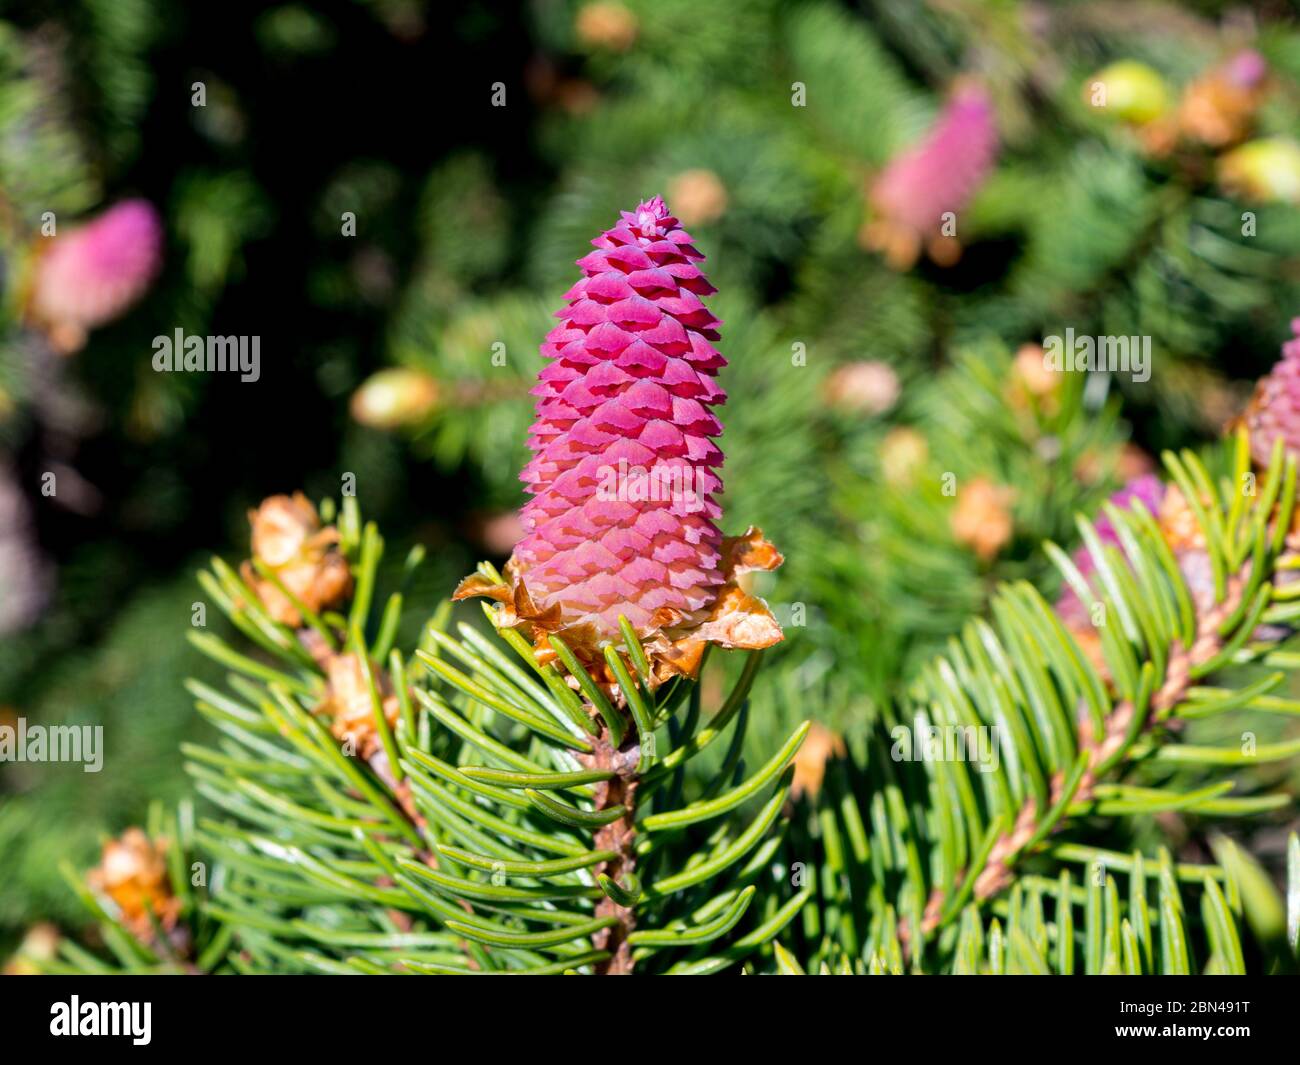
29, 199, 163, 349
457, 196, 782, 684
1242, 319, 1300, 468
514, 196, 726, 633
864, 85, 998, 269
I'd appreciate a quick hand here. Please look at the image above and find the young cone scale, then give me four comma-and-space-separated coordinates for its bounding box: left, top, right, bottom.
1240, 317, 1300, 573
1242, 318, 1300, 468
455, 197, 783, 692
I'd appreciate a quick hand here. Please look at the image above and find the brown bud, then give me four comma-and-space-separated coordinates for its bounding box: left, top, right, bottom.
791, 722, 845, 799
575, 2, 638, 52
1158, 483, 1206, 554
350, 369, 440, 430
1116, 443, 1156, 482
667, 169, 729, 227
88, 829, 181, 938
241, 492, 353, 626
879, 427, 929, 486
1177, 51, 1269, 149
951, 477, 1016, 561
320, 653, 401, 760
1009, 343, 1059, 411
824, 361, 900, 416
249, 492, 320, 567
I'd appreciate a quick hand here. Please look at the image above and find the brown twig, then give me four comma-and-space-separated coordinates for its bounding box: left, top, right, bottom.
583, 730, 642, 975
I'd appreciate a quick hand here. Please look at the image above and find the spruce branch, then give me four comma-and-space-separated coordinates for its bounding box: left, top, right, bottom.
913, 431, 1298, 926
177, 518, 809, 973
166, 349, 808, 976
782, 845, 1266, 975
40, 801, 231, 974
780, 426, 1300, 973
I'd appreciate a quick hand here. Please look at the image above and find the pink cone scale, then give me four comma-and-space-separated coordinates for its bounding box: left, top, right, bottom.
1244, 318, 1300, 468
511, 196, 728, 636
29, 199, 163, 335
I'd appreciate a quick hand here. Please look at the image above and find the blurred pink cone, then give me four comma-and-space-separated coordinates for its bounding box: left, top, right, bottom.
863, 86, 998, 269
28, 199, 163, 351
